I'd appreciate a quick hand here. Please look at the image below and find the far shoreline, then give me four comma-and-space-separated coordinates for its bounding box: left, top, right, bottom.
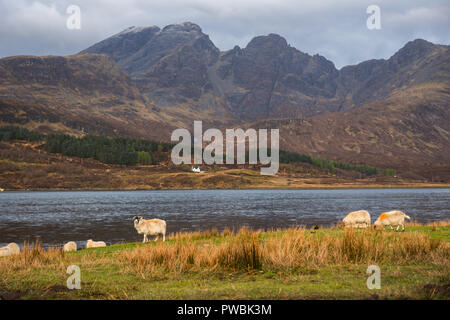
2, 183, 450, 192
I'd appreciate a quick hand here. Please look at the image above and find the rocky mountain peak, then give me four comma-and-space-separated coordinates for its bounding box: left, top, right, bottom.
402, 38, 435, 50
115, 25, 161, 37
246, 33, 288, 51
161, 22, 203, 34
391, 38, 436, 65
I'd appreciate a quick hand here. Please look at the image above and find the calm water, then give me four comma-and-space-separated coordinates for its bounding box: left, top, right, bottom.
0, 189, 449, 248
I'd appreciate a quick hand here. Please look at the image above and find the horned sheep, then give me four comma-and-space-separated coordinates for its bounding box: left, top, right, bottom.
133, 216, 166, 242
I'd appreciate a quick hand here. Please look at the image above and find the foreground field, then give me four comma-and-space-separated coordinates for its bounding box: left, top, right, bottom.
0, 223, 449, 300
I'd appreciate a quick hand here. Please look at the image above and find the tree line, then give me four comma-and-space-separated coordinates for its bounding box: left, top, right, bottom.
0, 125, 172, 166
279, 150, 394, 176
0, 125, 395, 175
44, 134, 173, 165
0, 126, 44, 142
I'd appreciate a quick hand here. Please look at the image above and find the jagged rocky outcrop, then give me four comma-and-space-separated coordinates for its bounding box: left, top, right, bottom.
83, 22, 221, 105
83, 23, 449, 123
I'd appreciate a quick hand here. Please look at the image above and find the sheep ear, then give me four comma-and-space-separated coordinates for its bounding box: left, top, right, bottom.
132, 216, 137, 220
138, 216, 143, 219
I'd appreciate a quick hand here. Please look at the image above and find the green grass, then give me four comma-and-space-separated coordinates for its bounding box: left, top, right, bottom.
404, 225, 450, 240
5, 264, 447, 300
0, 224, 449, 300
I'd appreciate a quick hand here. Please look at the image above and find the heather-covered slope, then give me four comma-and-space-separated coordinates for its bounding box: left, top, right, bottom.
0, 54, 175, 141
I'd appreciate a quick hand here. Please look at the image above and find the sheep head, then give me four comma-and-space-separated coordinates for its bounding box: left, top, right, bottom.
133, 216, 143, 225
373, 220, 383, 230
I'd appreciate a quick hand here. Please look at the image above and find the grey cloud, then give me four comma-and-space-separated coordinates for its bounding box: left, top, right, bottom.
0, 0, 448, 68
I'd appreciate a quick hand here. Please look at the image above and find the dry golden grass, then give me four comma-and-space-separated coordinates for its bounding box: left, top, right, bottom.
1, 225, 448, 277
116, 226, 449, 276
0, 224, 448, 299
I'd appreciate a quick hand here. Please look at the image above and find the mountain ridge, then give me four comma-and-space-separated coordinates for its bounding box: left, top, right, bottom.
1, 22, 449, 179
82, 22, 449, 122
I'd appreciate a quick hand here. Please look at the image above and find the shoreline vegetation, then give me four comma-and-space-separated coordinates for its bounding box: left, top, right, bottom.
0, 222, 449, 299
2, 184, 450, 192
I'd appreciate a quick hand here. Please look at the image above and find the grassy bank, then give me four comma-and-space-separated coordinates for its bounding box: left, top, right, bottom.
1, 222, 449, 300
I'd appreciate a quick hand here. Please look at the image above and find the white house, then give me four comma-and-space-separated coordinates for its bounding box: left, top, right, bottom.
192, 166, 201, 173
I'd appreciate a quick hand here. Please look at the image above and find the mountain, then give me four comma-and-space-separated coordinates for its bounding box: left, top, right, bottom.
258, 38, 450, 176
0, 53, 175, 140
246, 83, 450, 178
83, 24, 342, 122
83, 24, 449, 124
82, 22, 233, 126
337, 39, 450, 110
1, 22, 449, 178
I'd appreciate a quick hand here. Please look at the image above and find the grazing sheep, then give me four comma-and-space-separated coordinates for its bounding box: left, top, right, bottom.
342, 210, 371, 228
63, 241, 77, 252
374, 210, 411, 231
133, 216, 166, 242
0, 246, 11, 257
0, 243, 20, 257
86, 239, 106, 248
7, 243, 20, 255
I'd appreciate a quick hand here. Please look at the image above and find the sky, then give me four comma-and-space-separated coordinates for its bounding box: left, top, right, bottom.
0, 0, 449, 69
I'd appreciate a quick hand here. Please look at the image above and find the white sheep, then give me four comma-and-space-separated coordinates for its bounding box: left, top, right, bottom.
63, 241, 77, 252
374, 210, 411, 231
0, 243, 20, 257
86, 239, 106, 248
342, 210, 371, 228
8, 243, 20, 255
133, 216, 166, 242
0, 246, 11, 257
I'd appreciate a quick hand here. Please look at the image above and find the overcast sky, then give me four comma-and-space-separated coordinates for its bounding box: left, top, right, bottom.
0, 0, 449, 68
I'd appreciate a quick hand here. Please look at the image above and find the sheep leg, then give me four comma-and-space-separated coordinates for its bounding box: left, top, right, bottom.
143, 234, 147, 243
390, 225, 394, 231
401, 224, 405, 232
154, 235, 159, 242
163, 233, 165, 242
396, 225, 400, 231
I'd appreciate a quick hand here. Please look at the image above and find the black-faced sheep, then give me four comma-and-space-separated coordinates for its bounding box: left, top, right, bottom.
133, 216, 166, 242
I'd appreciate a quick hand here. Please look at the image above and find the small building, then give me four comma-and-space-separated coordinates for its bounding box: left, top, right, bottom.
192, 166, 201, 173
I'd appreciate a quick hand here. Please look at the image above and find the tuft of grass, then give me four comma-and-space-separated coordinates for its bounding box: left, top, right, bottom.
217, 233, 263, 271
